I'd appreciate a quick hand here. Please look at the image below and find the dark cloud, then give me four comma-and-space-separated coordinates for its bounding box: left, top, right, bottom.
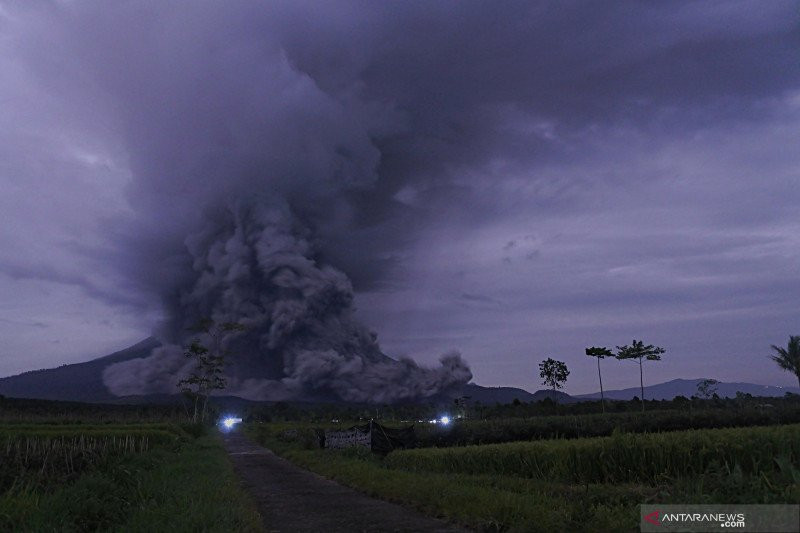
0, 1, 797, 393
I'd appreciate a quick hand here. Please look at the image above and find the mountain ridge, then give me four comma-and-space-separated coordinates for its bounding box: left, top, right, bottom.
2, 339, 797, 404
576, 378, 799, 401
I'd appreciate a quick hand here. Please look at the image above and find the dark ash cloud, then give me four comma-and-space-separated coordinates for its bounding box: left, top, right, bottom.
1, 1, 797, 394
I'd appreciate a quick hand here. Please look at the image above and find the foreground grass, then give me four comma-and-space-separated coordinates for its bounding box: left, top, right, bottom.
250, 426, 645, 531
249, 423, 800, 532
1, 433, 263, 532
274, 447, 643, 531
416, 406, 800, 447
390, 424, 800, 484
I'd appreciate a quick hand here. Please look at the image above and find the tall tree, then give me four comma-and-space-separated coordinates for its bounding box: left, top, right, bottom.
586, 346, 612, 413
769, 335, 800, 388
177, 319, 245, 423
615, 339, 665, 412
539, 358, 570, 402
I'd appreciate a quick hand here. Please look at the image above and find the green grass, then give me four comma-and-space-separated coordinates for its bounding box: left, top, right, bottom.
388, 424, 800, 483
416, 406, 800, 447
1, 430, 263, 532
248, 422, 800, 532
266, 446, 645, 532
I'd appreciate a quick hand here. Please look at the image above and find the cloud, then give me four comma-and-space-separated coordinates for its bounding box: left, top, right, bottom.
0, 1, 797, 394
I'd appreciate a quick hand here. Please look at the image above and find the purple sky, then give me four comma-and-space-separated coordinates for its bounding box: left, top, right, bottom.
0, 1, 798, 395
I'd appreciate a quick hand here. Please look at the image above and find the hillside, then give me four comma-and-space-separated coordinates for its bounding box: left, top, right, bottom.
0, 338, 159, 403
459, 384, 576, 404
3, 341, 796, 405
0, 339, 550, 405
576, 378, 800, 401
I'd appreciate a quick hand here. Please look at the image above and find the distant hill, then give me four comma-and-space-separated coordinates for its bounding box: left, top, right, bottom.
459, 384, 577, 404
576, 378, 800, 401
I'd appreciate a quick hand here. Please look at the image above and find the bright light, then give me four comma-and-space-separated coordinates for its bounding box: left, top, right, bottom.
440, 416, 450, 425
221, 416, 242, 430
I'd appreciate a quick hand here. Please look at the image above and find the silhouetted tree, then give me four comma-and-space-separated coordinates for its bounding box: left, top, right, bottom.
539, 358, 569, 402
696, 378, 718, 400
586, 346, 612, 413
769, 335, 800, 389
177, 319, 246, 423
616, 339, 665, 412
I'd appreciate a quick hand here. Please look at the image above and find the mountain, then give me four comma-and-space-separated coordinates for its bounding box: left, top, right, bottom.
576, 378, 800, 401
4, 341, 795, 405
458, 384, 577, 404
0, 338, 159, 403
0, 339, 566, 405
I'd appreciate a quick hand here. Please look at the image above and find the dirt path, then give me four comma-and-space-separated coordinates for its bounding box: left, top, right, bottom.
223, 431, 466, 533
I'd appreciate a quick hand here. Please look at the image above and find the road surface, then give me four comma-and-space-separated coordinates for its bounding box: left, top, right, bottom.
223, 431, 466, 533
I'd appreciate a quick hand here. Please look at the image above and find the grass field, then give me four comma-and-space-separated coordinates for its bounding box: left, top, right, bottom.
4, 397, 799, 531
415, 405, 800, 447
249, 420, 800, 532
0, 423, 263, 532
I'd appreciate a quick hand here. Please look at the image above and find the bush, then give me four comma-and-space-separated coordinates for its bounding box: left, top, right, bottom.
178, 423, 209, 439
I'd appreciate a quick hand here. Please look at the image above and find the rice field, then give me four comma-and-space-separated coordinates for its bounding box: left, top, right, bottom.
414, 405, 800, 447
387, 424, 800, 483
0, 425, 182, 492
0, 421, 262, 531
251, 420, 800, 531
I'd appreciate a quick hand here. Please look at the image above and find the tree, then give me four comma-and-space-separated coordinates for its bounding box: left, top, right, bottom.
539, 358, 570, 402
615, 339, 665, 412
177, 319, 246, 423
768, 335, 800, 389
453, 396, 470, 419
696, 378, 718, 400
586, 346, 612, 413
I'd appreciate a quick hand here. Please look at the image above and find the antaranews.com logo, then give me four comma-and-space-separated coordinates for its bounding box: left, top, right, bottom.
644, 510, 745, 528
640, 505, 799, 532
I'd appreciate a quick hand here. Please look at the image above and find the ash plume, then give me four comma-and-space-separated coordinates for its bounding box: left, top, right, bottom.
7, 1, 792, 401
51, 2, 481, 402
104, 202, 471, 402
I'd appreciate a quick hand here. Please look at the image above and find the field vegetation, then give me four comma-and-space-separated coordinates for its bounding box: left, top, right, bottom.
389, 424, 800, 485
0, 396, 185, 424
248, 403, 800, 532
416, 403, 800, 447
0, 399, 262, 532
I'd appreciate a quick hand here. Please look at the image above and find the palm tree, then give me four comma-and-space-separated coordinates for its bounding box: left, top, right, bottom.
616, 339, 665, 412
586, 346, 612, 413
769, 335, 800, 389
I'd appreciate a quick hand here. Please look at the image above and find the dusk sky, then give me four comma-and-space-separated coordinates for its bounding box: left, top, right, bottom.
1, 1, 798, 396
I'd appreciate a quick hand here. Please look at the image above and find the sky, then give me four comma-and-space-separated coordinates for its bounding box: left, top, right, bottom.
0, 1, 798, 396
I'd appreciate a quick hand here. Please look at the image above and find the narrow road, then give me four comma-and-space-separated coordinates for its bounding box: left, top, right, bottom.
223, 431, 466, 533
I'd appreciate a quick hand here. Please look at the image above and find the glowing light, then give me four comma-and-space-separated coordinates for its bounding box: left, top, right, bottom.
221, 416, 242, 430
440, 416, 450, 425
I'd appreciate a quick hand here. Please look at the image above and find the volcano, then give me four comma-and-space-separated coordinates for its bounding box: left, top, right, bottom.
0, 339, 531, 405
0, 338, 159, 403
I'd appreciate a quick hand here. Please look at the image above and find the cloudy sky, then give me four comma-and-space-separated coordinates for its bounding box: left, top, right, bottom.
1, 1, 798, 395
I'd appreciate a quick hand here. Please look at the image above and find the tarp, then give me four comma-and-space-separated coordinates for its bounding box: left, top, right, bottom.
323, 427, 371, 449
323, 421, 416, 454
355, 420, 416, 454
